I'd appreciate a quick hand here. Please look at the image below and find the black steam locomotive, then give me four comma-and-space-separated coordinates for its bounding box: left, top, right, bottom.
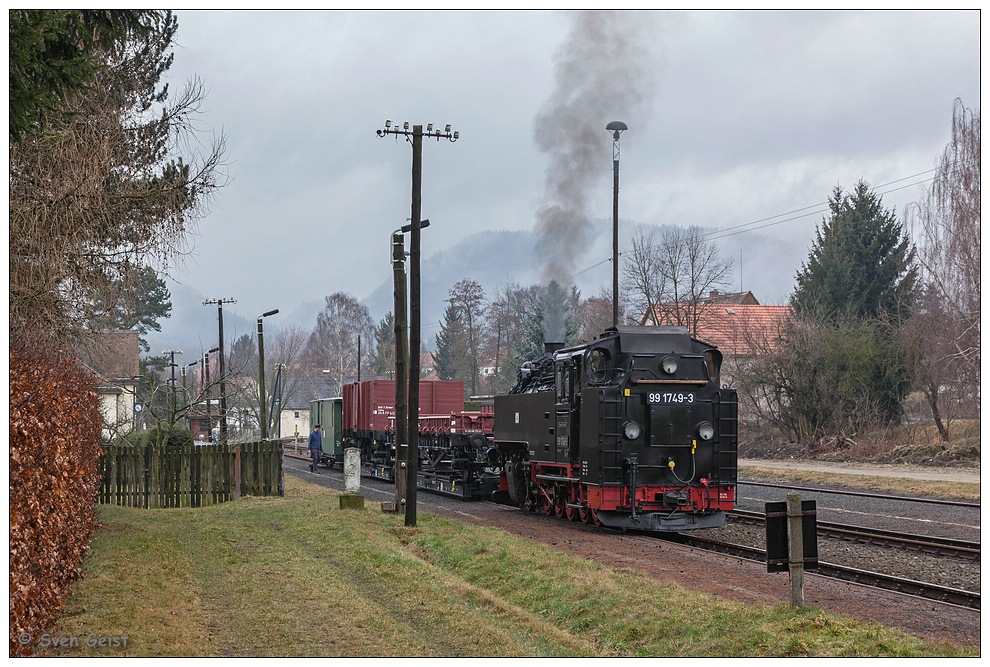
493, 325, 738, 532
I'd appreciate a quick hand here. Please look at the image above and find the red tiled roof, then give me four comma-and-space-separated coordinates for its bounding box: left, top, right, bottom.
692, 304, 794, 356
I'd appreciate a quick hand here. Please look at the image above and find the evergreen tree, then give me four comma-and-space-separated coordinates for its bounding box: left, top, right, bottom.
91, 265, 172, 352
9, 10, 159, 142
371, 312, 396, 379
792, 181, 916, 321
9, 10, 226, 343
432, 303, 462, 381
782, 181, 916, 431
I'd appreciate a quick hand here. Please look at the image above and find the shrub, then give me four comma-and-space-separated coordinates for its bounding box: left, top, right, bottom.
145, 423, 193, 448
9, 342, 104, 656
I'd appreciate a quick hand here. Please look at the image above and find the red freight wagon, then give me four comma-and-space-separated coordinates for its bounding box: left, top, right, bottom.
342, 379, 464, 434
409, 411, 494, 435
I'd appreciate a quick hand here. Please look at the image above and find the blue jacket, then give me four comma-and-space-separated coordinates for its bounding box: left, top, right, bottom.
308, 429, 323, 451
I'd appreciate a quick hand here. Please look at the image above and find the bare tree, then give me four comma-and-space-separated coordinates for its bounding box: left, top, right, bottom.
906, 98, 980, 429
573, 286, 615, 342
305, 293, 375, 397
9, 17, 227, 344
622, 226, 733, 334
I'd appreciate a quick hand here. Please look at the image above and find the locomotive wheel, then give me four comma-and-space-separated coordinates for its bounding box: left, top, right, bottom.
589, 508, 602, 527
564, 504, 576, 521
554, 497, 565, 519
578, 507, 590, 524
539, 492, 554, 515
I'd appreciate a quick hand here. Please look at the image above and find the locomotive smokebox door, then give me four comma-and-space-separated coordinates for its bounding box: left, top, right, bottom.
765, 500, 819, 573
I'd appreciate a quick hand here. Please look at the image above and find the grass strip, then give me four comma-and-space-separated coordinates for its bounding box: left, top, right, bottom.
37, 475, 977, 657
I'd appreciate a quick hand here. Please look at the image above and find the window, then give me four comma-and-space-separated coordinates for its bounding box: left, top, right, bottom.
294, 411, 300, 418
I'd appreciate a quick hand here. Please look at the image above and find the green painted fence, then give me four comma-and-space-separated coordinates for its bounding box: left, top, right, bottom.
98, 441, 284, 508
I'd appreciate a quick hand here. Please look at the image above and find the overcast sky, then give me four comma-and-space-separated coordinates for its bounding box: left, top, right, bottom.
153, 9, 981, 351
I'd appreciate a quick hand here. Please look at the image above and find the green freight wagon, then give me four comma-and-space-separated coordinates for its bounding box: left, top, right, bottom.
309, 397, 343, 468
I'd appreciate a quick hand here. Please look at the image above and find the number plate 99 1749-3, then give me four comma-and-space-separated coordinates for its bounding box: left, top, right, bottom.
648, 392, 695, 404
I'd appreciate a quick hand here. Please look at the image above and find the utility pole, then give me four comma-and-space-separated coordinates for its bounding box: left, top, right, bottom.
204, 346, 219, 441
204, 298, 236, 443
185, 361, 199, 414
257, 309, 279, 440
606, 121, 627, 328
162, 349, 182, 426
377, 120, 457, 527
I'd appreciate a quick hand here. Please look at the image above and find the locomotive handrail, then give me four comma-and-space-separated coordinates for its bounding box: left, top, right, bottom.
631, 379, 708, 385
535, 473, 580, 483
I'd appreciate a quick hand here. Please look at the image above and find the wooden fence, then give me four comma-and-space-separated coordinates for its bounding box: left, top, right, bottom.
98, 441, 284, 508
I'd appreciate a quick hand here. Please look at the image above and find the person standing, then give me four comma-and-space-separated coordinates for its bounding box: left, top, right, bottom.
308, 424, 323, 473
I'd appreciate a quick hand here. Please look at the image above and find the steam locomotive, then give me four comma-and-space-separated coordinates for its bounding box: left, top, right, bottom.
494, 325, 738, 532
315, 324, 738, 533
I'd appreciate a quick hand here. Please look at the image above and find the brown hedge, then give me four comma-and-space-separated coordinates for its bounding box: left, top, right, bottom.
9, 343, 104, 656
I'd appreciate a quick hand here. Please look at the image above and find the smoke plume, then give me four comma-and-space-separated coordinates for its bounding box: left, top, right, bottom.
534, 10, 660, 341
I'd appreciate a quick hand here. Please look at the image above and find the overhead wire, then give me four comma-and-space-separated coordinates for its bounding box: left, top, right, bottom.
564, 168, 937, 283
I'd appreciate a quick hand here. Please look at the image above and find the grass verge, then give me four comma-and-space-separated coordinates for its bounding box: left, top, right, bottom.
739, 465, 980, 501
35, 475, 976, 657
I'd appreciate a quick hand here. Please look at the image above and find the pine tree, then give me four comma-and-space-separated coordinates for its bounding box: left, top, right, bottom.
792, 181, 916, 321
784, 181, 916, 429
371, 312, 396, 379
432, 303, 462, 381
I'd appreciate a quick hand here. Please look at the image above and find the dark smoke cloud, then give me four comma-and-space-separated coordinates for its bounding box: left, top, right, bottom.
534, 10, 660, 340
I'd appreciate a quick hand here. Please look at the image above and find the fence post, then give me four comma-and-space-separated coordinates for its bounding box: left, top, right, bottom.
234, 445, 241, 500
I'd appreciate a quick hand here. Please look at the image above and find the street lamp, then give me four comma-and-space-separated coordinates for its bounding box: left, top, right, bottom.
389, 218, 431, 515
379, 116, 457, 528
257, 308, 279, 440
204, 298, 236, 443
606, 120, 627, 328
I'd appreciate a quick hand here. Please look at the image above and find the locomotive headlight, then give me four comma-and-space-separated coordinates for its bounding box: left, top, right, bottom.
622, 420, 642, 440
696, 421, 715, 441
661, 356, 678, 375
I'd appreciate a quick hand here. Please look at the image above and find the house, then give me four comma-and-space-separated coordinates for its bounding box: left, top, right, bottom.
692, 303, 794, 360
77, 331, 140, 442
641, 295, 794, 383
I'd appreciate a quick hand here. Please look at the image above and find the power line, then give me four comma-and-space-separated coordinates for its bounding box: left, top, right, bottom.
564, 168, 937, 284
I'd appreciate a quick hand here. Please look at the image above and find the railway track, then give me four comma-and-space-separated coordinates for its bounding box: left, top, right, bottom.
728, 508, 981, 560
677, 532, 981, 611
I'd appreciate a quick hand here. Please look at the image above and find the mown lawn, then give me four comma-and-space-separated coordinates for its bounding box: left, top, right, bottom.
35, 475, 977, 657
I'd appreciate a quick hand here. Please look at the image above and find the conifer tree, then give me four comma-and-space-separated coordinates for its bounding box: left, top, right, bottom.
792, 181, 916, 321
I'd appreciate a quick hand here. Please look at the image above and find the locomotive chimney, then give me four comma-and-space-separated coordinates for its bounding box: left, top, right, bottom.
544, 342, 564, 355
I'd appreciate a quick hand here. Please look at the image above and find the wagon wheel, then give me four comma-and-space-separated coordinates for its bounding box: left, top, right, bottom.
589, 508, 602, 527
578, 507, 590, 524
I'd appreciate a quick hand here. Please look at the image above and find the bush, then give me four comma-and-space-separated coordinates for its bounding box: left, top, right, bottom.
9, 342, 104, 656
144, 423, 193, 448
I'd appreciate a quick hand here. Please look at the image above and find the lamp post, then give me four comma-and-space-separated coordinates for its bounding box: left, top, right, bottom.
257, 309, 279, 440
389, 219, 430, 515
606, 120, 627, 328
204, 298, 236, 443
274, 363, 286, 438
378, 118, 456, 528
